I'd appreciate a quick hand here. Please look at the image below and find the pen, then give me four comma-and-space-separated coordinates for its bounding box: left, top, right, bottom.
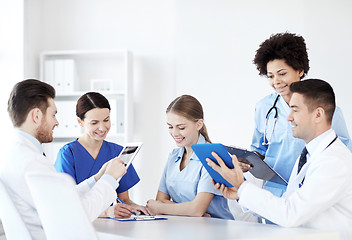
116, 197, 137, 215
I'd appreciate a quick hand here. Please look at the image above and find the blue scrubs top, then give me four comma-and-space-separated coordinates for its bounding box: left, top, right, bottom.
251, 93, 352, 197
159, 134, 234, 220
55, 140, 140, 194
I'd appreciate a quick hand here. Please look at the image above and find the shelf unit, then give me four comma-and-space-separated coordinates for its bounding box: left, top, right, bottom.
40, 49, 133, 162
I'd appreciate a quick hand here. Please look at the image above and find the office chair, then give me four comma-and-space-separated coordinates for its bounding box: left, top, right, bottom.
0, 179, 32, 240
25, 172, 98, 240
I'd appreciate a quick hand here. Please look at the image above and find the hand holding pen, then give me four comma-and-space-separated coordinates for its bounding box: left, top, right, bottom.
115, 197, 137, 218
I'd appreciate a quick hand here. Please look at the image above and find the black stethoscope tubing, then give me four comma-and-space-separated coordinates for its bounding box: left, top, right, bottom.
262, 95, 280, 146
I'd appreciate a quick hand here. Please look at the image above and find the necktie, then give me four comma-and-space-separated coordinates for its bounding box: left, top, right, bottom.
297, 147, 308, 174
43, 152, 46, 157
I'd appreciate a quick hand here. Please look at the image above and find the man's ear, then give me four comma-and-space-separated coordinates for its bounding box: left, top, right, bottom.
30, 108, 43, 125
314, 107, 325, 123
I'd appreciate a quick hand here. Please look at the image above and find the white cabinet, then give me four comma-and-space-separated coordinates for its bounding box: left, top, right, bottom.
40, 50, 133, 162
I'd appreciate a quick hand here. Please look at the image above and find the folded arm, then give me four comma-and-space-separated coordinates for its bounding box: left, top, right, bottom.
146, 191, 213, 217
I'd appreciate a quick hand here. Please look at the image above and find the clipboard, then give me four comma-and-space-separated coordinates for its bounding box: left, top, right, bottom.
109, 215, 168, 222
191, 143, 235, 187
225, 145, 287, 186
192, 143, 288, 187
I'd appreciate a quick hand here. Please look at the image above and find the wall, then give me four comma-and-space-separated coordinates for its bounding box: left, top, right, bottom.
23, 0, 352, 204
173, 0, 352, 146
0, 0, 23, 139
0, 1, 23, 236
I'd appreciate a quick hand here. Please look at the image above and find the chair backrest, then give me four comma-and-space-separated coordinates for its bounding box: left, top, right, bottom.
0, 179, 32, 240
25, 172, 98, 240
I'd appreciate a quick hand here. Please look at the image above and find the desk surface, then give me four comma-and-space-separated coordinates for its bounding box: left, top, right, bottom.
94, 215, 340, 240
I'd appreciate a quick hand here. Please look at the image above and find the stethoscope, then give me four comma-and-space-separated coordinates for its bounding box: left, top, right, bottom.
262, 95, 280, 146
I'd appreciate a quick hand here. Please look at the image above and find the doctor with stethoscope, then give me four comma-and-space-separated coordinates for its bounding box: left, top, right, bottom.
248, 32, 352, 198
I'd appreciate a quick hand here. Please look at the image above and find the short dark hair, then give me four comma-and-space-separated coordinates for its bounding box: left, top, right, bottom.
253, 32, 310, 78
76, 92, 111, 120
8, 79, 56, 127
290, 79, 335, 123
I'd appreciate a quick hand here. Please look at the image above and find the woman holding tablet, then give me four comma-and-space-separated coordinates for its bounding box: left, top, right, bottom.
54, 92, 150, 217
249, 32, 352, 198
146, 95, 234, 219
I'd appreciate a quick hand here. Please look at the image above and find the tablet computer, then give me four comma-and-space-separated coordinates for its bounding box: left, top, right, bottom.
191, 143, 234, 187
118, 142, 143, 169
225, 145, 287, 186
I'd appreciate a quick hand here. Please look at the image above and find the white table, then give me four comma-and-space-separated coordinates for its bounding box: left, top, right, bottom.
94, 215, 340, 240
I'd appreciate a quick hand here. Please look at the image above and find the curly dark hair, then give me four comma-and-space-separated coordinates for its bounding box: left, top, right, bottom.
253, 32, 310, 79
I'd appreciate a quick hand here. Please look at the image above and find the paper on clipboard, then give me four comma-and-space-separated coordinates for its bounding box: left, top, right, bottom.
109, 215, 168, 222
225, 145, 288, 186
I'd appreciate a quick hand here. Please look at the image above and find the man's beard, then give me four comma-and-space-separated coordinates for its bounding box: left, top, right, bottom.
36, 120, 53, 144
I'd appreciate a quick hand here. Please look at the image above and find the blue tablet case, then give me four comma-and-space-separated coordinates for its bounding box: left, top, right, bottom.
192, 143, 288, 187
191, 143, 234, 188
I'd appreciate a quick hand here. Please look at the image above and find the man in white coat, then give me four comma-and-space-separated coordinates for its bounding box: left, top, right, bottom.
0, 79, 127, 240
207, 79, 352, 240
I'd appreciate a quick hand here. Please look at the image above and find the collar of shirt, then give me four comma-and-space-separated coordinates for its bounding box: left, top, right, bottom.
16, 129, 44, 154
278, 94, 291, 116
305, 128, 334, 161
175, 134, 207, 162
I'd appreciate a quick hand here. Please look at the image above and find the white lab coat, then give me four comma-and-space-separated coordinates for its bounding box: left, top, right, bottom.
0, 131, 118, 240
238, 130, 352, 240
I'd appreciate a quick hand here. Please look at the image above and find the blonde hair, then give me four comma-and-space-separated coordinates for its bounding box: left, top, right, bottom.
166, 95, 211, 143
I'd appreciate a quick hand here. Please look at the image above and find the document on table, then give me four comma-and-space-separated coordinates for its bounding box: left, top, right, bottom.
109, 215, 168, 222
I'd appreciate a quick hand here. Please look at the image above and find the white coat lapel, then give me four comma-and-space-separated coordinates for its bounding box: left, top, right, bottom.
286, 159, 310, 195
285, 130, 337, 196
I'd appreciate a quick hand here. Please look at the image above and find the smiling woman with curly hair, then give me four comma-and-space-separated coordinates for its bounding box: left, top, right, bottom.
247, 32, 352, 201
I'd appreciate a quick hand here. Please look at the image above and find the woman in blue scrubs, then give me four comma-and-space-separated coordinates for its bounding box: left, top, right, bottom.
55, 92, 149, 217
249, 33, 352, 198
146, 95, 234, 219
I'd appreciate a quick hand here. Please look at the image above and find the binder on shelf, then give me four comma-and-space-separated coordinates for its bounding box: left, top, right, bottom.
54, 59, 65, 92
44, 60, 55, 85
63, 59, 76, 93
45, 59, 76, 94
